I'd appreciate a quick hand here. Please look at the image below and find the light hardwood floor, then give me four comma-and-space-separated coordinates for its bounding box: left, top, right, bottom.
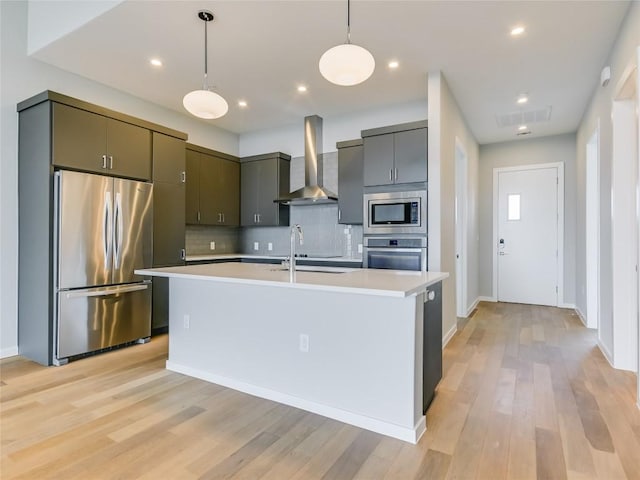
2, 302, 639, 479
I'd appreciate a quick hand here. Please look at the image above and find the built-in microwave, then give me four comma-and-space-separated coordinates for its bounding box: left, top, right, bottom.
363, 190, 427, 235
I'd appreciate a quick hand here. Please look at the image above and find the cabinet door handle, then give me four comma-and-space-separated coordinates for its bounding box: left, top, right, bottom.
394, 168, 398, 181
338, 209, 341, 221
180, 248, 186, 261
218, 213, 222, 223
389, 169, 393, 181
102, 155, 108, 169
109, 156, 114, 170
222, 213, 225, 223
180, 171, 186, 183
197, 211, 201, 222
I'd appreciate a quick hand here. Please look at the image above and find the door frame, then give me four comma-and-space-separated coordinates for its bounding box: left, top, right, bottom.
492, 162, 565, 305
455, 138, 468, 317
586, 123, 600, 329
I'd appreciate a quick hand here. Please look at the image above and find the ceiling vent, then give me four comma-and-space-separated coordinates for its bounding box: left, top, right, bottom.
495, 106, 552, 128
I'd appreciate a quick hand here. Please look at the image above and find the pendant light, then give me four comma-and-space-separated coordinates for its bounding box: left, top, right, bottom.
183, 10, 228, 119
319, 0, 375, 86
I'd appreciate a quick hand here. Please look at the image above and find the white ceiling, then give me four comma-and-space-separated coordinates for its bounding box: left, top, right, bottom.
29, 0, 630, 144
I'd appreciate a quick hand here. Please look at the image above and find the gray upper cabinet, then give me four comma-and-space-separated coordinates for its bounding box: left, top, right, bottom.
186, 145, 240, 226
362, 121, 427, 187
337, 139, 363, 224
152, 132, 185, 267
241, 153, 290, 227
52, 102, 151, 180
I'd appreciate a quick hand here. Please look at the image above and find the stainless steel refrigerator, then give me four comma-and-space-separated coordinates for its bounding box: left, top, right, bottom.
53, 170, 153, 365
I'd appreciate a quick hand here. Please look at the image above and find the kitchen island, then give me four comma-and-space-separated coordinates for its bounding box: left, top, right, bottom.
136, 262, 448, 443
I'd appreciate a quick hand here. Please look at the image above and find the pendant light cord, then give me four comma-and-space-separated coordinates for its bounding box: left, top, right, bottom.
346, 0, 351, 44
203, 16, 209, 90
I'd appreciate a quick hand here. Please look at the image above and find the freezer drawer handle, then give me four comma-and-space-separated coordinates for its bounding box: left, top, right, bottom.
65, 283, 149, 299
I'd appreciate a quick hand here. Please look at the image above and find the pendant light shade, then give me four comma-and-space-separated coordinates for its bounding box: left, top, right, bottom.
183, 10, 228, 119
319, 0, 374, 86
183, 90, 228, 119
319, 43, 375, 87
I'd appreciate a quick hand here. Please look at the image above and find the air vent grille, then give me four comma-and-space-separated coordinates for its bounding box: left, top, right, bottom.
495, 106, 552, 127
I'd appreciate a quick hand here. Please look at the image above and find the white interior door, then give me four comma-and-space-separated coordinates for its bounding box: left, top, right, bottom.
496, 166, 559, 306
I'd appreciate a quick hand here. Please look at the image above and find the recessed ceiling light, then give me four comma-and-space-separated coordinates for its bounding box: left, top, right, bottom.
297, 85, 308, 93
238, 100, 248, 108
150, 58, 163, 67
518, 125, 528, 131
517, 94, 528, 104
511, 26, 525, 36
388, 60, 399, 69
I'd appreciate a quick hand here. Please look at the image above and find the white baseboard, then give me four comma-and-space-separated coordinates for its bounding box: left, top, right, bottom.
558, 303, 576, 309
442, 324, 457, 348
0, 346, 18, 359
597, 340, 614, 368
477, 296, 496, 303
166, 361, 425, 444
464, 297, 480, 317
575, 307, 587, 327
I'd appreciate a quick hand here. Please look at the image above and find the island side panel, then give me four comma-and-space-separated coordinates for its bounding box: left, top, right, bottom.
167, 277, 423, 440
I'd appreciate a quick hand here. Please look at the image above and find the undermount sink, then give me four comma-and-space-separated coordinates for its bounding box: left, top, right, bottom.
269, 265, 354, 274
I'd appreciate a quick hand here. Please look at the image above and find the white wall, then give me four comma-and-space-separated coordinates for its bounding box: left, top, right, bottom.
575, 1, 640, 363
428, 72, 480, 341
239, 101, 428, 157
0, 1, 239, 357
478, 134, 577, 306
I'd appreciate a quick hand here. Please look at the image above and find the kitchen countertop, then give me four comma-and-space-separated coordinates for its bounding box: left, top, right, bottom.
185, 253, 363, 263
137, 262, 447, 298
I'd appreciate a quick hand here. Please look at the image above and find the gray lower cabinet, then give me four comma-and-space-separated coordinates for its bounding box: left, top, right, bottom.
241, 153, 290, 227
186, 145, 240, 226
362, 121, 427, 187
52, 102, 152, 180
152, 132, 186, 332
423, 282, 443, 413
337, 139, 363, 224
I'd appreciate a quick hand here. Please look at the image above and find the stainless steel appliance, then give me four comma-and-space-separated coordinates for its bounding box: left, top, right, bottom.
363, 236, 427, 271
363, 190, 427, 235
53, 170, 153, 365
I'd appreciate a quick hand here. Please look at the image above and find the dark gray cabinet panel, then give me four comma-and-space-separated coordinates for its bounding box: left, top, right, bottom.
153, 132, 186, 184
394, 128, 427, 184
363, 134, 394, 186
338, 142, 363, 224
241, 156, 290, 227
363, 126, 427, 187
186, 147, 240, 226
52, 103, 151, 180
423, 282, 442, 413
153, 182, 185, 266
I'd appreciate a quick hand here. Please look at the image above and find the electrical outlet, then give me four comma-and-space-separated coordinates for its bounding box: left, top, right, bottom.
299, 334, 309, 352
268, 242, 273, 251
183, 314, 190, 329
210, 241, 216, 250
254, 242, 259, 251
357, 243, 363, 254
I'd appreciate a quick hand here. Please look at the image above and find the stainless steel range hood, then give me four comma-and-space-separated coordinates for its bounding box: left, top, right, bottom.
275, 115, 338, 205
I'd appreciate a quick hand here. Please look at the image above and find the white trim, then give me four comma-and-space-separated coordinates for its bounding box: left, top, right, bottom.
575, 307, 588, 327
478, 296, 497, 303
558, 303, 576, 310
598, 340, 614, 368
0, 346, 19, 359
166, 361, 426, 444
442, 324, 457, 348
466, 297, 481, 317
492, 162, 564, 306
455, 138, 469, 318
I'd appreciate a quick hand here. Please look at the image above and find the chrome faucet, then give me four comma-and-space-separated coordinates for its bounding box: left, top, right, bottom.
289, 224, 304, 282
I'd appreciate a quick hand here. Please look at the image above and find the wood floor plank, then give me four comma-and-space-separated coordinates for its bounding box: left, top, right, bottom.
2, 303, 639, 480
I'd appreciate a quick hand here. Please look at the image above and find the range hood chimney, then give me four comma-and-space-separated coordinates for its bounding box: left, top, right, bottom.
275, 115, 338, 205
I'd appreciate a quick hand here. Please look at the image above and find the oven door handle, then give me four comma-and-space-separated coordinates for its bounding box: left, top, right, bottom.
364, 247, 425, 253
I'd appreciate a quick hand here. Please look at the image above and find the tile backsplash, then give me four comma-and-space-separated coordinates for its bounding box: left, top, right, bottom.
186, 150, 363, 258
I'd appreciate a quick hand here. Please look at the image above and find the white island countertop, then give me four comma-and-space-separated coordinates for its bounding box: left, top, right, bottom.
136, 262, 448, 298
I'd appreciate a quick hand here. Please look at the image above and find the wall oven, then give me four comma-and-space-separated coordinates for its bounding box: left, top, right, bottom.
363, 237, 427, 271
363, 190, 427, 235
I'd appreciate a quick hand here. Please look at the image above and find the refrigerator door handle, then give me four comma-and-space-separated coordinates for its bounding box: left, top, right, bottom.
104, 191, 113, 270
65, 282, 150, 299
114, 192, 123, 269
